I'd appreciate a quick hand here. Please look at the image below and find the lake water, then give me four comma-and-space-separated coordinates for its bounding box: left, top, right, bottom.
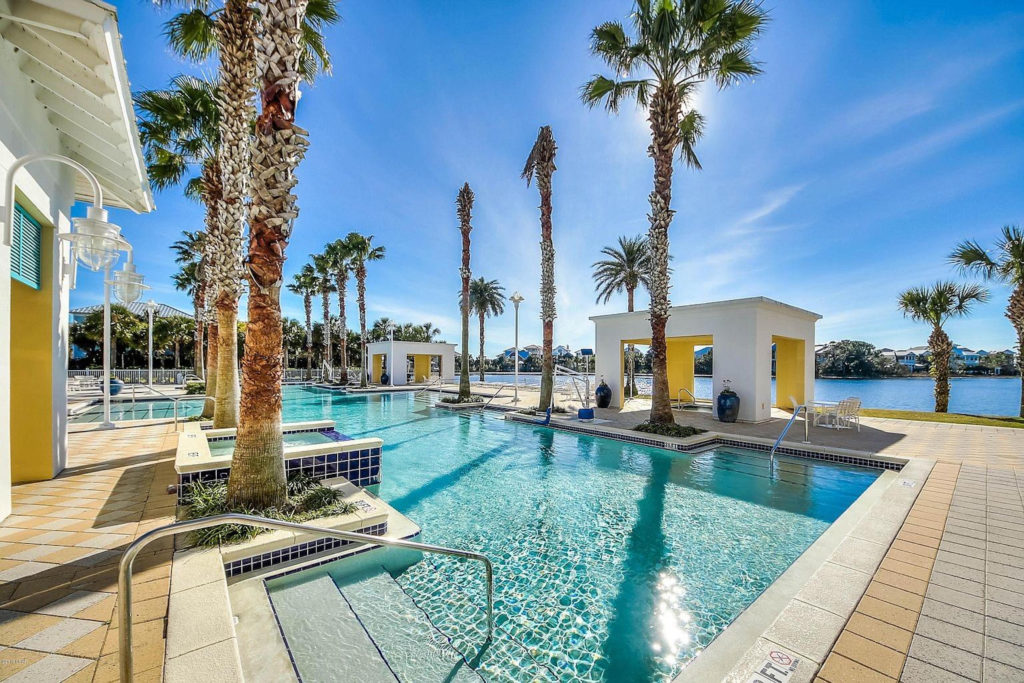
475, 373, 1021, 416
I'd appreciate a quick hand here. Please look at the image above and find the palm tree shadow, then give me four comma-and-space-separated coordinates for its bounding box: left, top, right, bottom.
599, 454, 671, 680
387, 438, 513, 513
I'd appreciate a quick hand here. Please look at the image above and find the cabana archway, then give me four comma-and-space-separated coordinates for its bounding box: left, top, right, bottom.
620, 335, 713, 408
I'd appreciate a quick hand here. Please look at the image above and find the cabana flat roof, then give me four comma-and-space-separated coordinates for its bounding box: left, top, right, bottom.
589, 296, 821, 323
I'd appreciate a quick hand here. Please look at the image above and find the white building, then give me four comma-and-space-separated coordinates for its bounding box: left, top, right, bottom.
591, 297, 820, 423
366, 341, 456, 385
1, 0, 152, 518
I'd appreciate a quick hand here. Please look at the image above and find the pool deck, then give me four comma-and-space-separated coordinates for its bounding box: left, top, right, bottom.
1, 386, 1020, 681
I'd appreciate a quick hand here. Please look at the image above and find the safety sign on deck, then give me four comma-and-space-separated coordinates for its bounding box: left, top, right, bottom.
747, 649, 799, 683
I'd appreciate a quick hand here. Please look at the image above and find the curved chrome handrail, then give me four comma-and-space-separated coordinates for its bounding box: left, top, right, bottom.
117, 513, 495, 681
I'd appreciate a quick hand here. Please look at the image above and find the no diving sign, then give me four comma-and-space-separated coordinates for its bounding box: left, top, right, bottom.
747, 650, 799, 683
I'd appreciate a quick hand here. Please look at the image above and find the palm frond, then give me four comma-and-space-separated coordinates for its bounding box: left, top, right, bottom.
678, 109, 705, 169
163, 8, 218, 62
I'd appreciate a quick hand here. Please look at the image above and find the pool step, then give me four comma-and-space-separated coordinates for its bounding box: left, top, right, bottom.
267, 572, 398, 683
394, 559, 561, 683
336, 567, 484, 682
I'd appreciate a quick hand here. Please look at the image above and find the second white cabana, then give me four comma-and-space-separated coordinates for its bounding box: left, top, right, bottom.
591, 297, 820, 423
365, 341, 455, 386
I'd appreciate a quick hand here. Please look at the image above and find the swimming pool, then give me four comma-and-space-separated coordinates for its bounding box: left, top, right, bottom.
69, 397, 206, 422
262, 389, 881, 682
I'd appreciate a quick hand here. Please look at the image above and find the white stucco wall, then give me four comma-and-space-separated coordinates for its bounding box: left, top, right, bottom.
1, 49, 74, 519
365, 341, 457, 385
591, 297, 819, 423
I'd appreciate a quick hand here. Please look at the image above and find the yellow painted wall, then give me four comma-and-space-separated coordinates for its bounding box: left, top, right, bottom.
413, 355, 431, 383
774, 336, 805, 407
371, 354, 384, 384
11, 219, 54, 483
666, 338, 695, 404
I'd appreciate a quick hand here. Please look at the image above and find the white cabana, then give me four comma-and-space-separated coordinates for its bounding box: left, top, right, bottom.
365, 341, 455, 386
591, 297, 821, 423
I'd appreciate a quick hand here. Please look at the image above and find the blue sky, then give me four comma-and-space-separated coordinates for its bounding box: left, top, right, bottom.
71, 0, 1024, 355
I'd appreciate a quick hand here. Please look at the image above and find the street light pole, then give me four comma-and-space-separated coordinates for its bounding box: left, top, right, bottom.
102, 264, 114, 428
510, 292, 524, 404
146, 300, 157, 390
388, 322, 395, 387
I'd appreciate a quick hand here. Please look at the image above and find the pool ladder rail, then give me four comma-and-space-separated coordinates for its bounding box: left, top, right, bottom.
117, 514, 495, 682
768, 404, 811, 475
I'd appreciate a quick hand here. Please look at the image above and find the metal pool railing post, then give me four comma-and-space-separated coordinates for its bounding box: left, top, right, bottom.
117, 514, 495, 682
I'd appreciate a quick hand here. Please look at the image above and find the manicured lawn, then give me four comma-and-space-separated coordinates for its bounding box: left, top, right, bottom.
861, 408, 1024, 429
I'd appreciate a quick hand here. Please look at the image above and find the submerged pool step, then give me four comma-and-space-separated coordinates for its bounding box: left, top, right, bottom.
268, 573, 398, 683
337, 570, 484, 682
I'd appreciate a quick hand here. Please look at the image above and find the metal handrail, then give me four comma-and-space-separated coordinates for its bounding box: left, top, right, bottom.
768, 404, 810, 472
415, 376, 444, 395
481, 384, 508, 407
118, 513, 495, 681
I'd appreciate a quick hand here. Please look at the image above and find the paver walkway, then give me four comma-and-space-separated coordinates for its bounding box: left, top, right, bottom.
0, 423, 177, 682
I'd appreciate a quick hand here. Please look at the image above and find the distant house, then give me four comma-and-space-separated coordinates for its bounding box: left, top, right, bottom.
951, 345, 981, 367
894, 346, 930, 372
553, 345, 573, 358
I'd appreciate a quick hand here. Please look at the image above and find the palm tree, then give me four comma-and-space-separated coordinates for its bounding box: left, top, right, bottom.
950, 225, 1024, 417
324, 239, 352, 383
898, 282, 989, 412
156, 316, 196, 368
469, 278, 506, 381
282, 318, 306, 372
581, 0, 767, 424
170, 230, 208, 379
456, 184, 474, 401
345, 233, 386, 388
286, 265, 318, 380
593, 235, 652, 396
227, 0, 327, 509
523, 126, 558, 410
311, 252, 336, 371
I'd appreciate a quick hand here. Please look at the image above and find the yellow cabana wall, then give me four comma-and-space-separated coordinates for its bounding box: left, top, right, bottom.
10, 217, 54, 483
412, 355, 431, 383
773, 335, 806, 407
371, 353, 385, 384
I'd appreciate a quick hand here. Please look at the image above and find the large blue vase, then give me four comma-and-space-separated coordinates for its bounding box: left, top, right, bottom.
716, 388, 740, 423
595, 381, 612, 409
109, 378, 124, 396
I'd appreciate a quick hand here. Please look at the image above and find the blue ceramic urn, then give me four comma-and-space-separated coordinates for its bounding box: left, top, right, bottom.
595, 381, 612, 409
716, 387, 740, 422
109, 378, 124, 396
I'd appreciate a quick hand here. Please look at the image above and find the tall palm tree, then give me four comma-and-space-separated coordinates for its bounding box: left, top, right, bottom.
282, 318, 306, 372
170, 230, 208, 378
160, 0, 341, 433
593, 235, 652, 396
324, 239, 352, 383
456, 184, 474, 401
950, 225, 1024, 417
469, 278, 506, 381
156, 316, 196, 368
286, 265, 319, 380
582, 0, 767, 424
311, 252, 336, 371
898, 282, 989, 413
523, 126, 558, 410
345, 233, 386, 388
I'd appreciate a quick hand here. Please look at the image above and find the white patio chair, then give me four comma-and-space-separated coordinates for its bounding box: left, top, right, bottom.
836, 397, 862, 431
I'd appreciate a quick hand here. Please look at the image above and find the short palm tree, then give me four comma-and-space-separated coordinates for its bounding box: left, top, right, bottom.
950, 225, 1024, 417
170, 231, 207, 378
456, 184, 474, 401
155, 316, 196, 368
523, 126, 557, 410
286, 265, 319, 380
469, 278, 506, 381
898, 282, 989, 413
345, 233, 386, 388
582, 0, 767, 424
311, 253, 336, 371
593, 235, 652, 396
324, 239, 353, 383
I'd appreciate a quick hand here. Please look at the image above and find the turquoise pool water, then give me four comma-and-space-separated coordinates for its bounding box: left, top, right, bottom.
70, 397, 206, 423
207, 429, 336, 457
265, 389, 881, 682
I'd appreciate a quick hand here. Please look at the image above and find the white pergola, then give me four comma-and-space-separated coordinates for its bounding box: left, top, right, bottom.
365, 341, 456, 386
591, 297, 821, 423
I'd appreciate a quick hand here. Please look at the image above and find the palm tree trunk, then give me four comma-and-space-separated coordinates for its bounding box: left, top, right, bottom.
303, 295, 313, 381
929, 325, 953, 413
626, 286, 636, 397
174, 341, 181, 369
321, 289, 331, 372
357, 265, 368, 387
646, 85, 680, 424
532, 131, 557, 412
336, 273, 348, 384
203, 320, 217, 418
457, 185, 473, 401
478, 311, 486, 382
193, 291, 204, 378
1008, 285, 1024, 417
228, 0, 307, 509
214, 302, 239, 427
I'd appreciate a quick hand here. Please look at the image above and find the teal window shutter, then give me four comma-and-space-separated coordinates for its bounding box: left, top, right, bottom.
10, 203, 42, 290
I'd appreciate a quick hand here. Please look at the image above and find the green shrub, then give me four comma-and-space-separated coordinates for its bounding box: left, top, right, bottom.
439, 395, 482, 404
182, 476, 357, 547
184, 382, 206, 395
633, 421, 705, 439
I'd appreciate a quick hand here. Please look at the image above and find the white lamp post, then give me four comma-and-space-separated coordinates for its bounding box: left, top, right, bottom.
387, 321, 396, 387
146, 299, 158, 389
3, 153, 139, 430
510, 291, 524, 403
